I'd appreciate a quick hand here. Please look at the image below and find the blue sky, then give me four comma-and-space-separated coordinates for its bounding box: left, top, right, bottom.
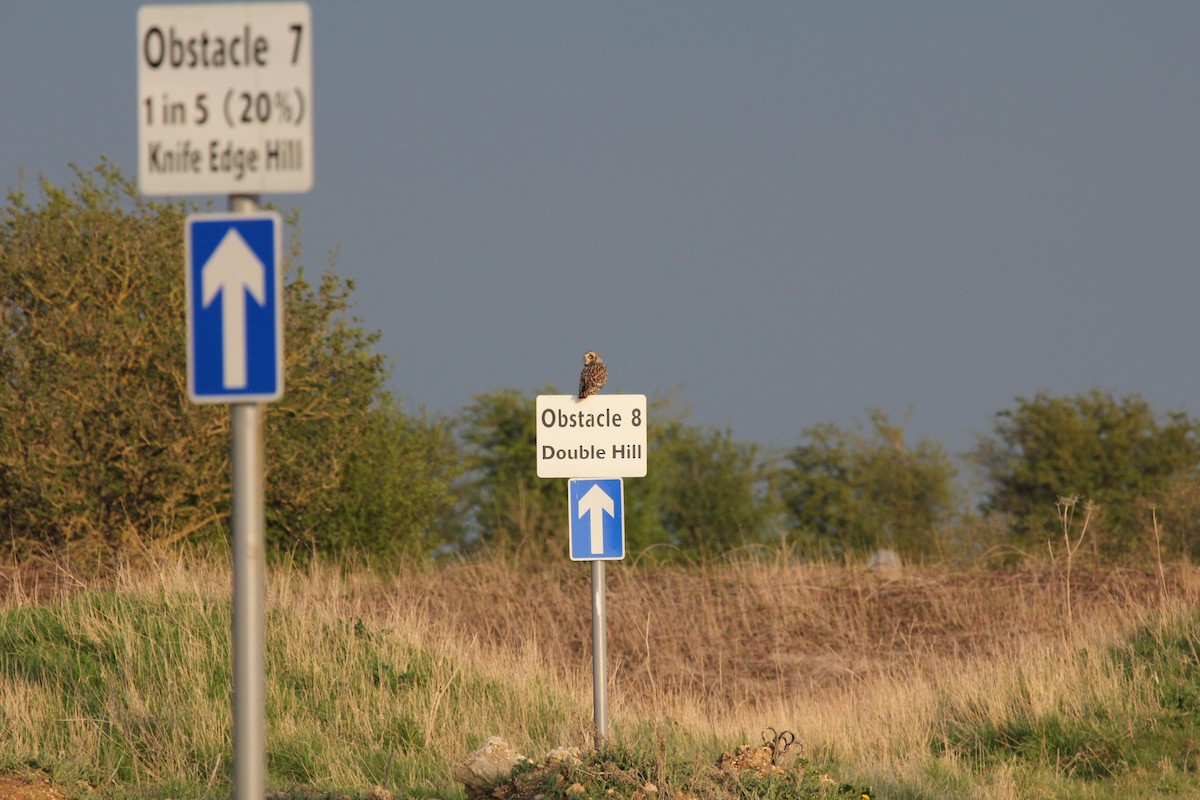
3, 1, 1198, 461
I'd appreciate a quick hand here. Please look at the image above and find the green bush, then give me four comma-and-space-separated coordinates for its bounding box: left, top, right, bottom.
780, 410, 957, 560
974, 390, 1200, 557
650, 414, 775, 559
0, 163, 458, 559
457, 388, 563, 556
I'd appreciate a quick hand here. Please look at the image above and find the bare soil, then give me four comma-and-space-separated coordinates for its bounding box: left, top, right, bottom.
0, 772, 69, 800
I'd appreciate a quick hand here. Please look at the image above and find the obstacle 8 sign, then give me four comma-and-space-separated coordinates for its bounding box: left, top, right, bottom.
536, 394, 647, 478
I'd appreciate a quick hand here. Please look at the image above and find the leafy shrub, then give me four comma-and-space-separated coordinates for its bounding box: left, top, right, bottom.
974, 390, 1200, 557
0, 163, 458, 559
780, 410, 957, 560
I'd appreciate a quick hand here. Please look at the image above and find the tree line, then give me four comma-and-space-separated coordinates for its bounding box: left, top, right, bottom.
3, 165, 1199, 564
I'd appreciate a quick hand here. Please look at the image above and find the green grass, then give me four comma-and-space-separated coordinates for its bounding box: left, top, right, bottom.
0, 588, 230, 790
922, 608, 1200, 798
0, 570, 588, 799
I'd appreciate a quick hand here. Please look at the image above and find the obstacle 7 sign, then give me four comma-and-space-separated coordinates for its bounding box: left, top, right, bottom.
137, 3, 313, 195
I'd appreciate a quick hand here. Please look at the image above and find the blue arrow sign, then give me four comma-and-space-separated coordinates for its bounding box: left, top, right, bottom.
568, 478, 625, 561
186, 213, 283, 403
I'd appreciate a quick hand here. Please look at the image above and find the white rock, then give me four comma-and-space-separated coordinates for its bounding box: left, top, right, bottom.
454, 736, 529, 791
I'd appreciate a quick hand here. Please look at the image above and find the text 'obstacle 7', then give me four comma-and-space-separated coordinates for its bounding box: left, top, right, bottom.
536, 394, 647, 478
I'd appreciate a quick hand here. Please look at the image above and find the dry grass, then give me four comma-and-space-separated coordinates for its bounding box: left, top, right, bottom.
2, 553, 1198, 798
371, 555, 1200, 797
380, 554, 1192, 704
0, 557, 594, 796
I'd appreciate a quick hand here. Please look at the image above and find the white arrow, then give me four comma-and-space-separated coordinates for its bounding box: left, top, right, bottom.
578, 483, 615, 555
201, 228, 266, 390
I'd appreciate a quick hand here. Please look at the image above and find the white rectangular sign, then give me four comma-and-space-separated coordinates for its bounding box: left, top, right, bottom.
137, 3, 313, 195
536, 394, 647, 478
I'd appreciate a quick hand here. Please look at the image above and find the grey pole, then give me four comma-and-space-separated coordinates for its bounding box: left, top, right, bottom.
229, 194, 266, 800
591, 560, 608, 750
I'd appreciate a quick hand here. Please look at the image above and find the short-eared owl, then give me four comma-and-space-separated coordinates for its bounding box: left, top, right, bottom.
578, 351, 608, 399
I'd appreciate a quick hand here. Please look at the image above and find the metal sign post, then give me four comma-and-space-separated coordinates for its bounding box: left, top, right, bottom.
591, 561, 608, 749
567, 477, 625, 749
184, 196, 281, 800
228, 194, 267, 800
144, 4, 309, 794
540, 396, 646, 752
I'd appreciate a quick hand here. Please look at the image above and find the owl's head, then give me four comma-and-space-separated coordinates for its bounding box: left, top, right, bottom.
583, 350, 602, 365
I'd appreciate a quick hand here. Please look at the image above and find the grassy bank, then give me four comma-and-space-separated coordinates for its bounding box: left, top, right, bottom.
1, 559, 597, 798
1, 555, 1198, 798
